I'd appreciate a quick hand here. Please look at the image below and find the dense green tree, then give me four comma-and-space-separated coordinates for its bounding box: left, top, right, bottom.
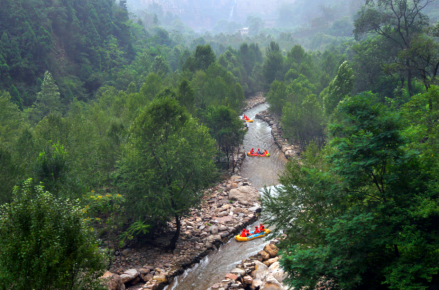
354, 0, 432, 95
323, 61, 354, 116
203, 105, 245, 172
116, 97, 217, 250
0, 91, 23, 145
264, 92, 439, 289
0, 179, 106, 290
28, 71, 62, 123
262, 42, 284, 88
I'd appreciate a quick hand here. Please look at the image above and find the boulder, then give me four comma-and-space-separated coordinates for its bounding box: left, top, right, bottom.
210, 226, 219, 234
258, 250, 270, 261
225, 273, 238, 280
253, 261, 269, 281
264, 243, 279, 258
243, 275, 253, 284
120, 269, 138, 284
262, 274, 284, 290
153, 274, 167, 283
251, 279, 264, 289
269, 262, 286, 283
101, 272, 126, 290
229, 186, 260, 204
207, 234, 222, 243
263, 257, 279, 267
230, 268, 246, 276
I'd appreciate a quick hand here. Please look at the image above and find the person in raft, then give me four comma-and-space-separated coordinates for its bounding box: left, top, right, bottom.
254, 226, 260, 234
243, 115, 248, 120
240, 229, 247, 237
264, 150, 268, 155
246, 229, 250, 237
257, 148, 263, 155
251, 148, 255, 154
259, 223, 265, 231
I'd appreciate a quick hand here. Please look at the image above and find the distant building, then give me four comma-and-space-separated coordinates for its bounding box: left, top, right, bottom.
237, 27, 249, 36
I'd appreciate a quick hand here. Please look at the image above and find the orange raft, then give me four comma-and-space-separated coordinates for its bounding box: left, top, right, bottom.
242, 116, 254, 123
247, 151, 270, 157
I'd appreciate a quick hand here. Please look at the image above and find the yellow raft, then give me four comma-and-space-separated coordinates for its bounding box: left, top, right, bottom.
246, 119, 254, 123
235, 229, 271, 242
247, 152, 270, 157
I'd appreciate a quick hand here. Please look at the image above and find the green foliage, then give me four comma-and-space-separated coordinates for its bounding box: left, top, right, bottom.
264, 92, 439, 289
27, 71, 62, 123
323, 61, 354, 116
0, 179, 106, 290
116, 97, 217, 249
203, 105, 245, 171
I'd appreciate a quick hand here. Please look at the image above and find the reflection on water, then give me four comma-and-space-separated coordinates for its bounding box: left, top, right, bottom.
164, 103, 287, 290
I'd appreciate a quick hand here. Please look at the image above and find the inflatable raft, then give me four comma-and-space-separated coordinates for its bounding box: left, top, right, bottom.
235, 229, 271, 242
242, 117, 254, 123
247, 152, 270, 157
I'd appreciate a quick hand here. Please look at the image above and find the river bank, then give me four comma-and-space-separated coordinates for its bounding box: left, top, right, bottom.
101, 98, 271, 290
205, 239, 286, 290
255, 110, 300, 160
102, 176, 264, 290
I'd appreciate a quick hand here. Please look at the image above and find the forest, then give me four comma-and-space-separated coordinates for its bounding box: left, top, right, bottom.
0, 0, 439, 289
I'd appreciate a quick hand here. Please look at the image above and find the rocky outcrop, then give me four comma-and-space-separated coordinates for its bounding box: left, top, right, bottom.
229, 186, 261, 205
242, 94, 266, 113
206, 240, 287, 290
255, 110, 300, 159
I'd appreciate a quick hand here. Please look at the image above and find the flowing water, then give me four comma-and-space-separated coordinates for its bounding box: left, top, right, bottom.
164, 103, 287, 290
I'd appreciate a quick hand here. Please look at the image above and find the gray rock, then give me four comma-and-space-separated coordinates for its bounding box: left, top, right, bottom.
209, 226, 219, 234
230, 268, 246, 276
120, 269, 138, 283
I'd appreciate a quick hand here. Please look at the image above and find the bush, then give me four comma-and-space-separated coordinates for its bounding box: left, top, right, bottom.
0, 179, 106, 290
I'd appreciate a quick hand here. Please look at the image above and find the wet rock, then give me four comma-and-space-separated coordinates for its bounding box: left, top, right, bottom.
120, 269, 138, 283
264, 243, 279, 258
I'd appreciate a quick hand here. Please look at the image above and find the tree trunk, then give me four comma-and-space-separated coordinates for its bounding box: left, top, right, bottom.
168, 214, 180, 251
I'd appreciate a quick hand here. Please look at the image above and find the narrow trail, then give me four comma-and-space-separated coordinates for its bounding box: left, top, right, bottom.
165, 103, 287, 290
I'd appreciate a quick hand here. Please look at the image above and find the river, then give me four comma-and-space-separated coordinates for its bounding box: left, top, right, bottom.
164, 103, 287, 290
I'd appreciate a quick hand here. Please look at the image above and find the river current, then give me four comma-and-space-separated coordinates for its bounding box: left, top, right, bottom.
164, 103, 287, 290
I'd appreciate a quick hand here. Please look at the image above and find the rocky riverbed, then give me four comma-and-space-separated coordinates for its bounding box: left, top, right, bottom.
101, 175, 265, 290
255, 110, 300, 160
241, 94, 266, 113
205, 239, 286, 290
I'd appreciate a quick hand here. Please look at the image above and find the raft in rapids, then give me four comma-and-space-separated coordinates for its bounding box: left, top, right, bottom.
247, 151, 270, 157
235, 229, 271, 242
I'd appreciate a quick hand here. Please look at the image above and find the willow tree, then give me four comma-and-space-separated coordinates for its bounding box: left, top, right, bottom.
117, 97, 217, 250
